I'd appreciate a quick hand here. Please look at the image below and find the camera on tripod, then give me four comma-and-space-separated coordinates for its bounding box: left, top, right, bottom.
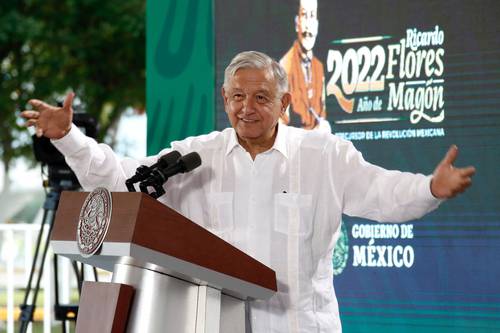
32, 113, 98, 191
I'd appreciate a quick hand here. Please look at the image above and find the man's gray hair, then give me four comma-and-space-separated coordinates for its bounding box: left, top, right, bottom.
223, 51, 289, 95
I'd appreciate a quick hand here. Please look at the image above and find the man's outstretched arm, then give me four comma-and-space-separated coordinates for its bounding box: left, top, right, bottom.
335, 138, 476, 223
19, 92, 143, 191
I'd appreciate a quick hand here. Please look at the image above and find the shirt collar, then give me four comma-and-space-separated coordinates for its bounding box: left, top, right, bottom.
225, 123, 289, 159
301, 52, 312, 65
273, 123, 289, 159
225, 129, 240, 156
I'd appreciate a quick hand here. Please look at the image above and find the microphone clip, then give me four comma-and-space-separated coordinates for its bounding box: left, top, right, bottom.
137, 151, 202, 199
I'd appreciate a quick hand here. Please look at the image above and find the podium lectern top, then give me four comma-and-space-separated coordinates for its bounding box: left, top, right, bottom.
51, 191, 277, 300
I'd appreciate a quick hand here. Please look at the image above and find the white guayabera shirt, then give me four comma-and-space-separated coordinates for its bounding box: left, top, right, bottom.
53, 123, 440, 333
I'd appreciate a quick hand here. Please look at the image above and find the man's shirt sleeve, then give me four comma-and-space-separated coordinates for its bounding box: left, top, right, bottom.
328, 137, 442, 223
51, 124, 153, 192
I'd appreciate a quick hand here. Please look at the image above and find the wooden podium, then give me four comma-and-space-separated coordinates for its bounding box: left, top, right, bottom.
50, 191, 277, 333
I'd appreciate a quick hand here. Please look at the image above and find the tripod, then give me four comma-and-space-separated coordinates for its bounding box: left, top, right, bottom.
18, 180, 84, 333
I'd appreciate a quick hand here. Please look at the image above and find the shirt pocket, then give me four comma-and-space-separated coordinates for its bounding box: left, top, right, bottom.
274, 193, 313, 237
208, 192, 234, 235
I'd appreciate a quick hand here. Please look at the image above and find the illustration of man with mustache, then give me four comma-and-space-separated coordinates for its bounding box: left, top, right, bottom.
280, 0, 328, 130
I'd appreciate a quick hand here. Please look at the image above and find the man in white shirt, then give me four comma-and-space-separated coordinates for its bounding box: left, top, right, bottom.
21, 51, 475, 332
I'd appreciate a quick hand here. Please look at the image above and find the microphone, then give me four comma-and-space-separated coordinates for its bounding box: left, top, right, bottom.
125, 150, 181, 192
158, 151, 202, 179
152, 151, 182, 169
139, 152, 202, 198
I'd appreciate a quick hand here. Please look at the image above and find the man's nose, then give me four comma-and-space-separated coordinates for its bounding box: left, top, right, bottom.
242, 98, 256, 113
304, 18, 313, 31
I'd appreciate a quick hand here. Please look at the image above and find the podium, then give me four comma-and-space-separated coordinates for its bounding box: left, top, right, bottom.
50, 191, 277, 332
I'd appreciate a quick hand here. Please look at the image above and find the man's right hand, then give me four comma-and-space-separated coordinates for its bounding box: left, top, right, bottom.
20, 92, 75, 139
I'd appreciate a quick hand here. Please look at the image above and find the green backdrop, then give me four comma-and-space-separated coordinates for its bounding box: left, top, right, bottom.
146, 0, 215, 154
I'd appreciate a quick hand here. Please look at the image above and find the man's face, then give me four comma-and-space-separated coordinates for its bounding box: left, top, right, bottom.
296, 0, 318, 53
222, 68, 290, 144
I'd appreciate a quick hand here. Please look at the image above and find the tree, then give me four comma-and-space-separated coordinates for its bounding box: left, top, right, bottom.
0, 0, 145, 192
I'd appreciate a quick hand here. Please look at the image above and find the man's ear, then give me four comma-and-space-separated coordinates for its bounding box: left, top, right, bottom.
281, 92, 292, 113
221, 87, 228, 106
295, 15, 299, 33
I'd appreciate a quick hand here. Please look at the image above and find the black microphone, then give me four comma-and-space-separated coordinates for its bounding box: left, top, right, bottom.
139, 152, 202, 198
159, 151, 202, 179
125, 150, 181, 191
152, 150, 182, 169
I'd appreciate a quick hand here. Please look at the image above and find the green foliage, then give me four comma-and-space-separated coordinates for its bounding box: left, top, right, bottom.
0, 0, 145, 189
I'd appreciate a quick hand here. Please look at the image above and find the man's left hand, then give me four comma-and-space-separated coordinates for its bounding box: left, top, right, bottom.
431, 145, 476, 199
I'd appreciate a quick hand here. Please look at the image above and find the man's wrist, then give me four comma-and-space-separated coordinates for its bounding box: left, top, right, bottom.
430, 177, 438, 198
56, 124, 72, 139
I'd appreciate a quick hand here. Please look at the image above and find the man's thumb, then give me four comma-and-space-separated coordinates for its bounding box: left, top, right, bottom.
442, 145, 458, 166
63, 92, 75, 111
